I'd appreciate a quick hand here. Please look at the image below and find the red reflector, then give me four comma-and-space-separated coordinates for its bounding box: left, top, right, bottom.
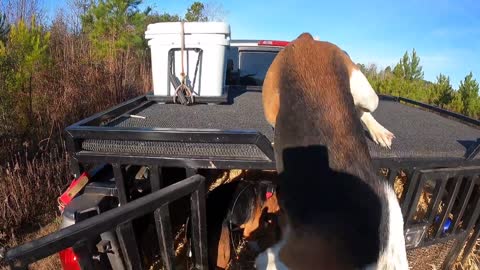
258, 40, 290, 47
59, 247, 81, 270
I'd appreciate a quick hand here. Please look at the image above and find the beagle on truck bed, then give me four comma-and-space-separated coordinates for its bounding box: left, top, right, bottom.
256, 33, 408, 270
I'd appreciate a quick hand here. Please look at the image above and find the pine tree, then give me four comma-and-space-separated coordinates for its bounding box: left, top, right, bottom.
393, 49, 424, 81
357, 63, 367, 74
1, 16, 50, 133
185, 2, 208, 22
81, 0, 149, 58
433, 74, 453, 108
145, 12, 181, 25
409, 49, 423, 81
5, 16, 50, 94
0, 12, 9, 43
449, 92, 464, 113
384, 66, 392, 74
458, 72, 480, 117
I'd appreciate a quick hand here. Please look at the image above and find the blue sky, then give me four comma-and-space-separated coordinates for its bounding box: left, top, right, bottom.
44, 0, 480, 88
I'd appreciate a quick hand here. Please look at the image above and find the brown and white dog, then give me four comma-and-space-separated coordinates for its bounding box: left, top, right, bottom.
262, 40, 394, 149
255, 33, 408, 269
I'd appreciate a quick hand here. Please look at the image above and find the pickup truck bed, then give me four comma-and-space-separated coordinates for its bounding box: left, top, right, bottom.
80, 88, 480, 163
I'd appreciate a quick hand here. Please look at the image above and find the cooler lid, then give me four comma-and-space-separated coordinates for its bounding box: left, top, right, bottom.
145, 22, 231, 39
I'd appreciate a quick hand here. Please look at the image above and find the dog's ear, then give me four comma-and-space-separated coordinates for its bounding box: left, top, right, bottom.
295, 32, 314, 42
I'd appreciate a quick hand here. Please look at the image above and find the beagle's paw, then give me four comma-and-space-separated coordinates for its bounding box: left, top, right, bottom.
368, 124, 395, 149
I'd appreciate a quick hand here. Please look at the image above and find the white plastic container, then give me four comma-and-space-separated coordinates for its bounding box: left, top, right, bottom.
145, 22, 231, 97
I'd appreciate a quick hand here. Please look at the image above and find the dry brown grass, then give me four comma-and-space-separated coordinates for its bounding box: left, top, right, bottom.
1, 216, 62, 270
394, 170, 407, 200
0, 144, 70, 247
19, 217, 62, 270
453, 235, 480, 270
207, 169, 244, 192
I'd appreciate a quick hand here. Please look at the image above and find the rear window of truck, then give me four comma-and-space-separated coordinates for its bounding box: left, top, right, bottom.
226, 48, 279, 86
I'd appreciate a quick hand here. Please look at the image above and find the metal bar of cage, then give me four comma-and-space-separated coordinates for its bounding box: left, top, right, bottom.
406, 175, 427, 225
388, 167, 398, 186
452, 176, 478, 233
426, 179, 448, 224
150, 165, 176, 270
190, 179, 208, 269
113, 164, 144, 269
72, 240, 95, 270
75, 152, 276, 170
435, 177, 463, 238
401, 170, 421, 217
3, 175, 206, 269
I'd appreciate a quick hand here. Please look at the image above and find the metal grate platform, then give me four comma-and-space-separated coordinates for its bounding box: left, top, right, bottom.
82, 140, 269, 160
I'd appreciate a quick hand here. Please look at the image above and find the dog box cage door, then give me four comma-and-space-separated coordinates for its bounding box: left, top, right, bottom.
168, 48, 204, 97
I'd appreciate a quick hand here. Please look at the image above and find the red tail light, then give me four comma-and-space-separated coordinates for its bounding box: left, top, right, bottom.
258, 40, 290, 47
59, 247, 81, 270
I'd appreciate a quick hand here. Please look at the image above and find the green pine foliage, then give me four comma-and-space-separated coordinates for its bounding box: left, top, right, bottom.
145, 12, 182, 24
81, 0, 149, 59
0, 16, 50, 135
185, 2, 209, 22
393, 49, 424, 81
361, 49, 480, 119
0, 12, 9, 44
433, 74, 454, 108
80, 0, 209, 60
458, 72, 480, 118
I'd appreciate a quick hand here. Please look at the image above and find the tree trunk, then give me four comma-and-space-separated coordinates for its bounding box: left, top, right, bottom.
29, 74, 33, 128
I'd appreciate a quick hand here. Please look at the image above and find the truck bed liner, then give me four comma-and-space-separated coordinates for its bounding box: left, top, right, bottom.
80, 89, 480, 161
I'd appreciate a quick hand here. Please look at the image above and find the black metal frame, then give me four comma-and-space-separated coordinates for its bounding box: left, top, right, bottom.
64, 91, 275, 178
2, 174, 207, 270
395, 96, 480, 128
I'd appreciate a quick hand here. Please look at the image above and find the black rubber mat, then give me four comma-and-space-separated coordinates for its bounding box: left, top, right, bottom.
82, 90, 480, 160
108, 90, 274, 140
369, 100, 480, 159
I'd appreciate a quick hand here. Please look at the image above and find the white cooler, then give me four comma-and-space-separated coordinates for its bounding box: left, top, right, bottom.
145, 22, 231, 97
